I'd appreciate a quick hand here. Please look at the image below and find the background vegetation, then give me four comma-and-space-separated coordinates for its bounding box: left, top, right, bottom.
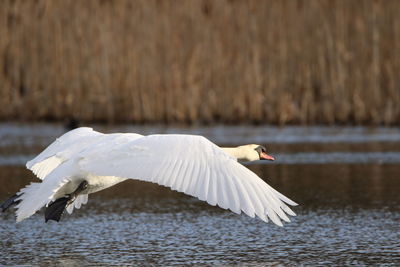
0, 0, 399, 125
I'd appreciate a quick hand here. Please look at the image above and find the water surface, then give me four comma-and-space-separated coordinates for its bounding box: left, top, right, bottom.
0, 123, 399, 266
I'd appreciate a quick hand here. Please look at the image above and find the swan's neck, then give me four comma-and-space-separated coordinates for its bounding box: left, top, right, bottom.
221, 146, 258, 162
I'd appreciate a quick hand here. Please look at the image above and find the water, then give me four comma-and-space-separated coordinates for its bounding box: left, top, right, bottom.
1, 123, 399, 266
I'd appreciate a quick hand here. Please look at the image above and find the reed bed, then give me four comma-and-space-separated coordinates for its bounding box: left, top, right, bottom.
0, 0, 399, 125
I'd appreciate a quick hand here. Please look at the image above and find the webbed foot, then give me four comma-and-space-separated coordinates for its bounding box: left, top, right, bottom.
44, 180, 88, 222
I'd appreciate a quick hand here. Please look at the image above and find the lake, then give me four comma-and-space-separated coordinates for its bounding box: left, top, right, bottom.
1, 123, 399, 266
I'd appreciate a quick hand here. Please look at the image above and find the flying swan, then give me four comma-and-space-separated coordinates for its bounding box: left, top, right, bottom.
0, 127, 297, 226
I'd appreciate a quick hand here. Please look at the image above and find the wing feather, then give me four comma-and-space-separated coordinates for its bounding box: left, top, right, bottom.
166, 159, 179, 188
240, 174, 268, 221
195, 161, 210, 202
258, 182, 291, 221
178, 159, 193, 193
206, 167, 218, 206
230, 168, 256, 218
172, 160, 187, 192
181, 159, 197, 194
66, 203, 74, 214
214, 169, 229, 210
239, 167, 268, 217
185, 153, 206, 197
220, 168, 241, 214
159, 158, 179, 188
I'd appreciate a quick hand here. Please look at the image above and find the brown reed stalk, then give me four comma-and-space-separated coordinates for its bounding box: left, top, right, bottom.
0, 0, 399, 125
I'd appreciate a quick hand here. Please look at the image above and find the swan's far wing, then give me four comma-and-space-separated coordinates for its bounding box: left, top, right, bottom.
26, 127, 103, 179
27, 128, 144, 180
79, 134, 297, 226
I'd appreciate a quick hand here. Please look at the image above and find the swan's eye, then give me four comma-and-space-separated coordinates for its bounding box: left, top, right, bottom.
255, 145, 267, 154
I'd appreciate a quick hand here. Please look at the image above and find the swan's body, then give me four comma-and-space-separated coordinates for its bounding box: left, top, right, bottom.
1, 127, 297, 226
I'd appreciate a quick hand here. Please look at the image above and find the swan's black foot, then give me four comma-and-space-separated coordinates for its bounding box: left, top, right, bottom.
44, 180, 89, 223
45, 196, 69, 222
0, 194, 21, 212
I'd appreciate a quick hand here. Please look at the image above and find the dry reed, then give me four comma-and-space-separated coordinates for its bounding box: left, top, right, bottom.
0, 0, 399, 125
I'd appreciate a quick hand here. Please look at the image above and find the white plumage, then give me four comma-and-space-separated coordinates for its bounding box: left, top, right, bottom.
13, 127, 297, 226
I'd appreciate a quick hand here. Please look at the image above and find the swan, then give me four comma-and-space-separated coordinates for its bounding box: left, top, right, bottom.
0, 127, 297, 226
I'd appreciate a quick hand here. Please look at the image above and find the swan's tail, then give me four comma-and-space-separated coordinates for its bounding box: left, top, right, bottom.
10, 179, 89, 223
14, 182, 46, 222
1, 182, 52, 222
14, 178, 71, 222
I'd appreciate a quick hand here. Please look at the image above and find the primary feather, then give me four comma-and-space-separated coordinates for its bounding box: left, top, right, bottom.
14, 128, 297, 225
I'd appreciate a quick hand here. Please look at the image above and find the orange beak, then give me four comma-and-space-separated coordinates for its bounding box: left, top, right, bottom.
260, 152, 275, 161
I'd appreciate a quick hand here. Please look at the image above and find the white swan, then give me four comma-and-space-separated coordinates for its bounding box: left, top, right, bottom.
0, 127, 297, 226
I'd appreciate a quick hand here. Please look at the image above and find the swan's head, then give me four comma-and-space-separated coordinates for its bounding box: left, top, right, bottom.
237, 144, 275, 162
254, 145, 275, 161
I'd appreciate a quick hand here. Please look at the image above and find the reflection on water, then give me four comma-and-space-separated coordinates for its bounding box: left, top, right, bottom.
0, 123, 399, 266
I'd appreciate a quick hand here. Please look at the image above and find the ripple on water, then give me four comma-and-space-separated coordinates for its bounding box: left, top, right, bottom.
0, 123, 399, 265
1, 199, 399, 266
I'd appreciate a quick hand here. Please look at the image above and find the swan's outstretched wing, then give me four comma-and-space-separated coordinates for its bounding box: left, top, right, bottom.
26, 127, 143, 180
79, 134, 297, 226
